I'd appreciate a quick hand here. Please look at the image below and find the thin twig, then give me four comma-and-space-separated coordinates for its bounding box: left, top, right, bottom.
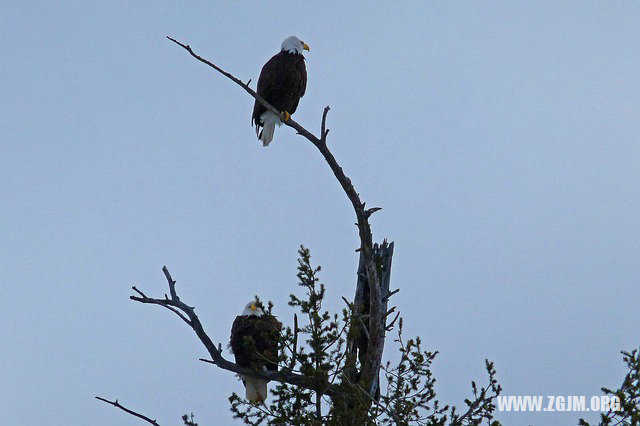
322, 318, 349, 353
341, 296, 353, 309
131, 286, 191, 326
383, 288, 400, 302
290, 314, 299, 370
162, 266, 178, 300
457, 387, 489, 423
95, 396, 160, 425
386, 311, 401, 331
320, 106, 330, 143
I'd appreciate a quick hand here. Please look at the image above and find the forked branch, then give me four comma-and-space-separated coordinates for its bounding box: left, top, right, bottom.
130, 266, 341, 398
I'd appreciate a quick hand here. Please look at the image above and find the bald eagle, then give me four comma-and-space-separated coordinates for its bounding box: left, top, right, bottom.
252, 36, 309, 146
229, 301, 282, 403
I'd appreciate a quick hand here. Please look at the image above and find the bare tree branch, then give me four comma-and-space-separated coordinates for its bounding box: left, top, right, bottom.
320, 105, 330, 143
365, 206, 382, 218
386, 311, 401, 331
95, 396, 160, 425
131, 266, 341, 398
166, 36, 372, 252
383, 288, 400, 302
131, 285, 191, 325
166, 35, 393, 403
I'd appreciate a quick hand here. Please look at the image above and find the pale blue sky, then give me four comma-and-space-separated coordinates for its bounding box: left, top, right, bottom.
1, 2, 638, 425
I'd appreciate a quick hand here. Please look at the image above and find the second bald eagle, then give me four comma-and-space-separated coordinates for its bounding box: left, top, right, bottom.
230, 301, 281, 403
252, 36, 309, 146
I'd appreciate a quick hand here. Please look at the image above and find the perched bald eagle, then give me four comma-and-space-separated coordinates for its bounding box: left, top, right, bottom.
252, 36, 309, 146
229, 301, 282, 403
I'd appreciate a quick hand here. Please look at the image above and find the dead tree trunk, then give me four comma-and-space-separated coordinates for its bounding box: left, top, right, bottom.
341, 240, 395, 422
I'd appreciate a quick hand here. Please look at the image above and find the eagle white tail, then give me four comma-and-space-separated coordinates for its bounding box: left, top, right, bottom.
245, 376, 268, 403
259, 111, 282, 147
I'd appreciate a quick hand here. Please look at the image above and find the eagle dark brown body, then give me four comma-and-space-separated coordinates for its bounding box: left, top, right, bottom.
230, 313, 281, 373
252, 50, 307, 144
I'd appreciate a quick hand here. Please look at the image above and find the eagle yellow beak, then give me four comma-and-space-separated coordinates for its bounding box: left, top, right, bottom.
250, 303, 257, 311
302, 43, 310, 52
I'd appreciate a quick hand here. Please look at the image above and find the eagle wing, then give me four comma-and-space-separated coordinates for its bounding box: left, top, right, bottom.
252, 52, 307, 128
252, 55, 280, 127
230, 314, 282, 372
262, 314, 282, 372
283, 59, 306, 116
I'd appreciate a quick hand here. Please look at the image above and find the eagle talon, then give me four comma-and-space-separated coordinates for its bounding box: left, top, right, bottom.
280, 111, 291, 122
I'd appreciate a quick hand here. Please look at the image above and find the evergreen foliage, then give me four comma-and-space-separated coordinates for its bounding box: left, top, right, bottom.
229, 246, 503, 425
580, 348, 640, 426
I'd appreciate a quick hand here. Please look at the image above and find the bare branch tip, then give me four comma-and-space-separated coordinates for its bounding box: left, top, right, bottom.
341, 296, 353, 309
386, 311, 401, 331
166, 35, 186, 48
96, 396, 159, 425
365, 206, 382, 218
131, 286, 146, 298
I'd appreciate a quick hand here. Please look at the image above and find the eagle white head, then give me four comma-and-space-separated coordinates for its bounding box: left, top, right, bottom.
281, 36, 310, 54
241, 301, 265, 317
